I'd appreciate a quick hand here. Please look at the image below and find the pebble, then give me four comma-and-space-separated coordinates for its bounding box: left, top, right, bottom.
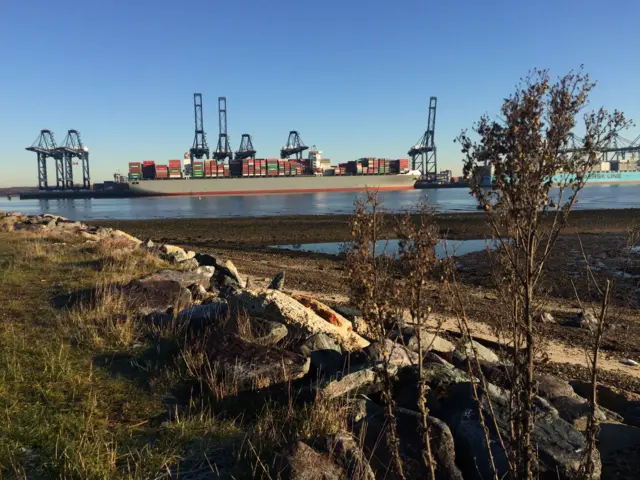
621, 359, 639, 367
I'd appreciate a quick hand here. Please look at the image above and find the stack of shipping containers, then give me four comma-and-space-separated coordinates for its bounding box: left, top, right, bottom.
191, 161, 204, 178
156, 164, 168, 179
128, 162, 142, 181
142, 161, 156, 179
168, 160, 182, 178
267, 159, 278, 177
204, 160, 215, 178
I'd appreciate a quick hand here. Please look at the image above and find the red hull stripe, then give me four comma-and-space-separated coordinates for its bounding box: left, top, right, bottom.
141, 185, 417, 197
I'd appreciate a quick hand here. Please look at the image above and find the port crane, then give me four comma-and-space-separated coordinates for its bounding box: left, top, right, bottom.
56, 130, 90, 189
561, 132, 640, 163
26, 130, 65, 190
280, 131, 308, 160
190, 93, 210, 162
235, 134, 256, 160
408, 96, 437, 179
214, 97, 233, 162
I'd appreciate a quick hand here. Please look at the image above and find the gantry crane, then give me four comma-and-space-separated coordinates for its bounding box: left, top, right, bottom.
26, 130, 64, 190
56, 130, 90, 189
408, 96, 437, 179
190, 93, 210, 162
235, 134, 256, 160
280, 131, 308, 160
214, 97, 233, 161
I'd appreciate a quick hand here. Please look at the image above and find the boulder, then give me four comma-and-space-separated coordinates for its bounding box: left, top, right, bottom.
174, 299, 229, 330
251, 318, 288, 345
316, 364, 392, 400
452, 339, 499, 365
140, 239, 155, 249
537, 374, 576, 401
535, 311, 555, 324
177, 258, 199, 270
551, 395, 607, 431
194, 252, 217, 267
136, 268, 214, 290
333, 306, 362, 320
188, 284, 210, 302
160, 244, 189, 263
279, 441, 346, 480
354, 407, 463, 480
569, 310, 600, 329
300, 333, 343, 375
292, 295, 354, 332
349, 395, 383, 424
227, 289, 369, 351
324, 433, 376, 480
208, 333, 310, 390
112, 229, 142, 246
365, 338, 419, 367
571, 380, 640, 425
217, 259, 246, 288
268, 271, 286, 290
441, 382, 601, 479
125, 278, 192, 316
392, 326, 455, 354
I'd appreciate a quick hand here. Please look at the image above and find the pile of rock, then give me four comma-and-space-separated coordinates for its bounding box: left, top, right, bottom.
4, 212, 627, 478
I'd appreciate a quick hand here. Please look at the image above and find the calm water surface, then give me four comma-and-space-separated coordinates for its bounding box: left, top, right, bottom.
1, 184, 638, 221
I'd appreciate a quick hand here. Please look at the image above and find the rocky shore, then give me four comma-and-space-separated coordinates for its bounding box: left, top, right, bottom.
3, 210, 640, 479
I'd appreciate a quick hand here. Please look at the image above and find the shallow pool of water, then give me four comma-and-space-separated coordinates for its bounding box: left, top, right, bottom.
270, 238, 497, 258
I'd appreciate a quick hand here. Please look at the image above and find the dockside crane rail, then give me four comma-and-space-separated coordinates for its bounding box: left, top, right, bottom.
214, 96, 233, 162
57, 130, 91, 190
280, 131, 309, 160
26, 130, 64, 190
190, 93, 210, 161
235, 134, 256, 160
408, 96, 437, 179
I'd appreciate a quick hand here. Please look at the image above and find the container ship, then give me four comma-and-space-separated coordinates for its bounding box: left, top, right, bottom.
475, 157, 640, 187
116, 152, 419, 197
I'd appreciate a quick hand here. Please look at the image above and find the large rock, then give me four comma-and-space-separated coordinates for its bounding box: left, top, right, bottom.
209, 333, 310, 390
112, 229, 142, 246
292, 294, 354, 330
279, 441, 346, 480
452, 339, 499, 365
324, 433, 376, 480
159, 244, 190, 263
136, 267, 214, 290
537, 374, 576, 401
551, 395, 608, 431
392, 326, 455, 354
217, 259, 246, 288
227, 289, 369, 351
174, 299, 229, 330
441, 382, 601, 479
300, 333, 344, 375
354, 407, 463, 480
195, 252, 217, 267
251, 318, 288, 345
125, 278, 192, 316
571, 380, 640, 426
268, 271, 285, 290
365, 338, 419, 367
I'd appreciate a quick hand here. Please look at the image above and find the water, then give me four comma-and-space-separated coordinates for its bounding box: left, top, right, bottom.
1, 184, 638, 221
270, 239, 498, 258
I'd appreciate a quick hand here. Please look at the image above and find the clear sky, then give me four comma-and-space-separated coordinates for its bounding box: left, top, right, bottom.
1, 0, 638, 187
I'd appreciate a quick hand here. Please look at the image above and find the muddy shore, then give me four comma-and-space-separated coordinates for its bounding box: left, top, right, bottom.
95, 208, 638, 248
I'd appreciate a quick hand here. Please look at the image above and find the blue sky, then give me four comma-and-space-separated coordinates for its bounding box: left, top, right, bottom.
1, 0, 638, 187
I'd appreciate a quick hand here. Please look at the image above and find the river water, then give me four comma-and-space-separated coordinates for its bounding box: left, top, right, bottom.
1, 184, 638, 221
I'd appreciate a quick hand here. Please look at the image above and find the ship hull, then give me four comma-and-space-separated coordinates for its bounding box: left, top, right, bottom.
127, 174, 419, 197
478, 171, 640, 187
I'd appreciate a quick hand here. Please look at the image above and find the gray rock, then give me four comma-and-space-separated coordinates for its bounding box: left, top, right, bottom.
125, 278, 192, 316
452, 339, 499, 365
442, 382, 601, 479
175, 299, 229, 330
537, 374, 576, 401
392, 326, 455, 354
316, 364, 394, 400
195, 252, 217, 267
333, 306, 362, 320
217, 259, 246, 288
160, 244, 189, 263
140, 239, 155, 249
137, 268, 214, 290
622, 358, 639, 366
177, 258, 199, 270
551, 395, 607, 431
210, 333, 310, 390
280, 441, 346, 480
349, 395, 383, 424
354, 407, 463, 480
252, 318, 288, 345
365, 338, 419, 367
352, 317, 371, 337
324, 432, 376, 480
268, 271, 285, 290
300, 333, 343, 375
45, 218, 58, 229
188, 284, 210, 302
573, 310, 600, 329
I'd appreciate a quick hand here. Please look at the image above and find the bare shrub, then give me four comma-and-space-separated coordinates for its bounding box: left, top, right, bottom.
457, 67, 630, 478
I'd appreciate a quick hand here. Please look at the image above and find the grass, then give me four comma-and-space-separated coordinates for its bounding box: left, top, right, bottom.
0, 231, 350, 479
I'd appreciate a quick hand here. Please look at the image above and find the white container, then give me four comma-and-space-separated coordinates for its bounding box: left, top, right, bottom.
600, 162, 610, 172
